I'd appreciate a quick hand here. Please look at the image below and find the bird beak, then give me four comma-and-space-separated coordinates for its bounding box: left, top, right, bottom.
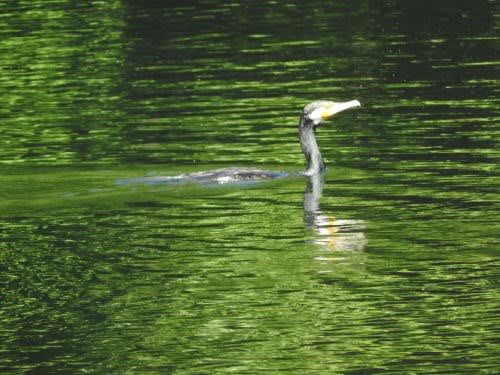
321, 100, 361, 119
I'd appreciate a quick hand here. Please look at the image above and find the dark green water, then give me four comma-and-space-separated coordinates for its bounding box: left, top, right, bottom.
1, 1, 499, 374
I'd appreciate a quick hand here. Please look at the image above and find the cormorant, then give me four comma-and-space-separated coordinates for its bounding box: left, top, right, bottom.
299, 100, 360, 176
117, 100, 360, 185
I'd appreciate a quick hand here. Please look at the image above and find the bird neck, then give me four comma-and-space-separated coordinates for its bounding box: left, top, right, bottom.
299, 120, 325, 176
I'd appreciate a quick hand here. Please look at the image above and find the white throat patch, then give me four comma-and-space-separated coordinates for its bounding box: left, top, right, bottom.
309, 107, 325, 125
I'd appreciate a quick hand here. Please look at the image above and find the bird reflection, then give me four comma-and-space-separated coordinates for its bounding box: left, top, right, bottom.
303, 173, 366, 253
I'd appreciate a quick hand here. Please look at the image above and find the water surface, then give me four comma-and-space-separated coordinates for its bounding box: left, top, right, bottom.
1, 1, 499, 374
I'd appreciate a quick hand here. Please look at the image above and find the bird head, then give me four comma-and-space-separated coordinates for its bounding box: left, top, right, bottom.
301, 100, 361, 127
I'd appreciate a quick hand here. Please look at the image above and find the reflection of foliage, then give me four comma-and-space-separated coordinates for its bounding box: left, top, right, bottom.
0, 215, 100, 372
0, 0, 125, 164
0, 0, 496, 169
1, 170, 498, 373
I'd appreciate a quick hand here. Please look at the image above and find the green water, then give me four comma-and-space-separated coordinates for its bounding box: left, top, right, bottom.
1, 1, 499, 374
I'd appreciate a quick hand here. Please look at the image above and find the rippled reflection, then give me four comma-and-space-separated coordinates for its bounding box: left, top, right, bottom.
304, 173, 367, 254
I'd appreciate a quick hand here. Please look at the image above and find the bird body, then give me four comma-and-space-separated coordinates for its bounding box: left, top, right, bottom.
117, 167, 288, 185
